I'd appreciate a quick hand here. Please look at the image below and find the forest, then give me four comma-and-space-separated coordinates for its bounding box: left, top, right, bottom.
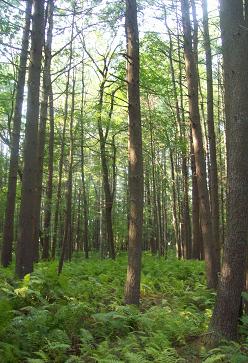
0, 0, 248, 362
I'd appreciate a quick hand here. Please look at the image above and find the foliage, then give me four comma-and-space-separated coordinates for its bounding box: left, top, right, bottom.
0, 256, 248, 362
0, 254, 216, 362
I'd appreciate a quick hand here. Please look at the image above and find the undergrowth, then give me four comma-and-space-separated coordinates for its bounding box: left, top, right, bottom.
0, 253, 247, 362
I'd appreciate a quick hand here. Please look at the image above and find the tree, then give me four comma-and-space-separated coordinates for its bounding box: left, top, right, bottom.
202, 0, 220, 270
210, 0, 248, 340
41, 0, 55, 260
15, 0, 45, 278
181, 0, 218, 288
124, 0, 144, 305
1, 0, 32, 267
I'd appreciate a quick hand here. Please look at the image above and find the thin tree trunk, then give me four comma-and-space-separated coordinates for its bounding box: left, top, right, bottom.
191, 132, 203, 260
52, 79, 68, 259
169, 149, 181, 259
97, 83, 115, 259
147, 96, 160, 254
202, 0, 220, 271
58, 75, 76, 274
80, 66, 89, 259
52, 10, 74, 258
42, 87, 54, 260
15, 0, 45, 278
1, 0, 32, 267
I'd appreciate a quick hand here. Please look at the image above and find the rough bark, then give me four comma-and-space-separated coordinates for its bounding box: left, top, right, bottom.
34, 0, 54, 261
15, 0, 45, 279
124, 0, 143, 305
202, 0, 220, 271
181, 0, 218, 288
210, 0, 248, 340
1, 0, 32, 267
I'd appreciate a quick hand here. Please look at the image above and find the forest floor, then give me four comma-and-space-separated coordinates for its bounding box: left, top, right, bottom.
0, 254, 247, 363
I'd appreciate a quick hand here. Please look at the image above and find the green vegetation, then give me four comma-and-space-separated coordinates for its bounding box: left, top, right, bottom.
0, 255, 247, 362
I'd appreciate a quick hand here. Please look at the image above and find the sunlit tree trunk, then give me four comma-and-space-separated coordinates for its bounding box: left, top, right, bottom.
210, 0, 248, 340
124, 0, 143, 305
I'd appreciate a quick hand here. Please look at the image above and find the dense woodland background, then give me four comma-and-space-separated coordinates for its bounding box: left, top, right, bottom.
0, 0, 248, 362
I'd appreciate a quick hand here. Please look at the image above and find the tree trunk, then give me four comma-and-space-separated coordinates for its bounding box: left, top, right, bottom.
42, 88, 54, 260
181, 0, 218, 288
169, 149, 181, 259
34, 0, 54, 261
97, 84, 115, 259
58, 75, 76, 274
80, 67, 89, 259
52, 8, 74, 258
191, 132, 204, 260
210, 0, 248, 340
1, 0, 32, 267
15, 0, 45, 278
124, 0, 143, 305
202, 0, 220, 271
52, 78, 68, 259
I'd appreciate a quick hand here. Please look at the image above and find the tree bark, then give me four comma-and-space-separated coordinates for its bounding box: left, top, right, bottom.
42, 89, 54, 260
52, 8, 74, 259
80, 66, 89, 259
181, 0, 218, 288
1, 0, 32, 267
15, 0, 45, 278
34, 0, 54, 261
210, 0, 248, 340
58, 75, 76, 274
202, 0, 220, 271
124, 0, 143, 305
97, 83, 116, 259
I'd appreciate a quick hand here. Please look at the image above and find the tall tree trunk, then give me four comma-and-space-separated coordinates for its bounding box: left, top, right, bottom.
52, 79, 68, 259
191, 132, 204, 260
15, 0, 45, 278
174, 9, 192, 259
124, 0, 143, 305
42, 88, 54, 260
34, 0, 54, 261
181, 0, 218, 288
52, 8, 74, 258
80, 67, 89, 259
169, 149, 181, 259
202, 0, 220, 271
147, 96, 160, 254
58, 75, 76, 274
1, 0, 32, 267
210, 0, 248, 340
97, 84, 115, 259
